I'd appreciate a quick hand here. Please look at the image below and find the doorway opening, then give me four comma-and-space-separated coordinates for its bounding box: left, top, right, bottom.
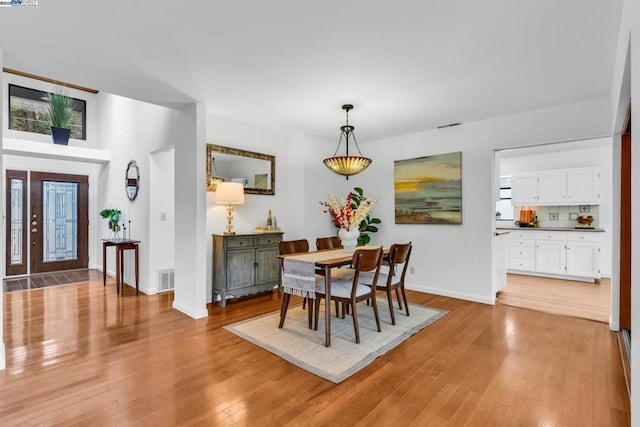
5, 170, 89, 277
492, 138, 613, 323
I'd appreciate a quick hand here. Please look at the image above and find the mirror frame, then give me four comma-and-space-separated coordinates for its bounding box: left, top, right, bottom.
206, 143, 275, 195
125, 159, 140, 201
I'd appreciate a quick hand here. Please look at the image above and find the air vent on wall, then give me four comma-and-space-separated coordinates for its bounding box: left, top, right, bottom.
437, 122, 463, 129
158, 268, 174, 292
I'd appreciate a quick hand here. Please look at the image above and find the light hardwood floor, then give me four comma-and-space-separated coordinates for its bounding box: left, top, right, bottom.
497, 274, 611, 323
0, 278, 630, 426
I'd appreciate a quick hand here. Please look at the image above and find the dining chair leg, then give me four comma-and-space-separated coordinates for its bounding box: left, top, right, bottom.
401, 286, 410, 316
303, 297, 307, 309
314, 297, 321, 331
335, 301, 340, 318
351, 299, 360, 344
371, 295, 381, 332
395, 288, 403, 310
386, 289, 396, 325
308, 298, 314, 329
279, 293, 291, 328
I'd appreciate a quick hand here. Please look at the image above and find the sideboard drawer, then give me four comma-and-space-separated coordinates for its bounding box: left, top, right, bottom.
257, 236, 281, 246
226, 237, 255, 249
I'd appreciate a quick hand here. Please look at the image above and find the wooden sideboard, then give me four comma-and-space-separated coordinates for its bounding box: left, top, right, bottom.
212, 233, 283, 307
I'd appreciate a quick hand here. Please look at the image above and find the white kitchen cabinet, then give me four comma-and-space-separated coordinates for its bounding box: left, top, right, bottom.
566, 168, 600, 204
507, 232, 536, 271
536, 240, 566, 275
510, 167, 600, 206
566, 233, 600, 278
511, 173, 538, 205
506, 230, 601, 281
537, 170, 567, 204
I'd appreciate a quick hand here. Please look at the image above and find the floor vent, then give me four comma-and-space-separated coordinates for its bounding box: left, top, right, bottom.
158, 268, 174, 292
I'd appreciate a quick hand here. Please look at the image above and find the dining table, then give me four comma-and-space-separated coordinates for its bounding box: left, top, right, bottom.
279, 246, 388, 347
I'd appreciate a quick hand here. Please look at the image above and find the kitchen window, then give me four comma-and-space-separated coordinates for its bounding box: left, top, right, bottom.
496, 176, 514, 220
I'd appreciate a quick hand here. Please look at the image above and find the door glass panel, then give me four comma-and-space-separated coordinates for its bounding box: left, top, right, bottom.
10, 178, 24, 265
43, 181, 78, 262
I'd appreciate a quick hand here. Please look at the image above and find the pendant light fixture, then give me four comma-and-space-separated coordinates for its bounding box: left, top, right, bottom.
323, 104, 371, 179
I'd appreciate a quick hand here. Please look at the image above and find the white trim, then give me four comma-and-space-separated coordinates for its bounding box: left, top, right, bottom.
172, 300, 208, 319
405, 283, 495, 305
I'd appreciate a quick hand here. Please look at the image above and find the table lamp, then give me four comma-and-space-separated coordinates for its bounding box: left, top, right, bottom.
215, 182, 245, 235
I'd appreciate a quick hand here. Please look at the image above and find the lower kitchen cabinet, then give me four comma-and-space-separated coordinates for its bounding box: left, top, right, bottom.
507, 230, 601, 281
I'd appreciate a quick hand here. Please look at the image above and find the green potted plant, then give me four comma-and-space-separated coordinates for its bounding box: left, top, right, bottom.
47, 92, 73, 145
100, 208, 122, 231
351, 187, 381, 246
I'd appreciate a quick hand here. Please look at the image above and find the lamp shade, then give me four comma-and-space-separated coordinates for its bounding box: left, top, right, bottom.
215, 182, 245, 204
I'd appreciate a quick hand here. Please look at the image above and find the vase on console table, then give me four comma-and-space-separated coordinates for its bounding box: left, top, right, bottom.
338, 228, 359, 253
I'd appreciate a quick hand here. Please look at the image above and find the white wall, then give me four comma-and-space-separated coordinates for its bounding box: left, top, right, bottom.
205, 116, 320, 302
96, 93, 184, 295
148, 147, 175, 293
499, 139, 613, 275
302, 97, 612, 304
173, 103, 208, 318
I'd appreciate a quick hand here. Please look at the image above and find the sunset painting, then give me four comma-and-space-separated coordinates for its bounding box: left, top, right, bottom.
394, 151, 462, 224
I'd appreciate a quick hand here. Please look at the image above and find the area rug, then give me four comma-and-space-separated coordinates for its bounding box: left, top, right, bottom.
224, 300, 447, 383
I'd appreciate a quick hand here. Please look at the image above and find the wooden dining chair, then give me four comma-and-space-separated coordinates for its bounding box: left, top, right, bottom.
279, 239, 313, 328
315, 236, 341, 250
362, 242, 412, 325
313, 246, 383, 344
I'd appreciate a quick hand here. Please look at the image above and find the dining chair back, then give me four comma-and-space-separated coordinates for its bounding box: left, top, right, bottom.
278, 239, 311, 328
315, 236, 341, 250
314, 246, 383, 343
279, 239, 310, 259
378, 242, 412, 325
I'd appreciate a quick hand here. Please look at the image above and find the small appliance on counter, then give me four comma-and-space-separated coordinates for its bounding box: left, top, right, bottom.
515, 209, 537, 227
575, 215, 594, 229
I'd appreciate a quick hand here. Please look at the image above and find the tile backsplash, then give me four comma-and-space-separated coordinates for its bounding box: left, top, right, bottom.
515, 205, 599, 228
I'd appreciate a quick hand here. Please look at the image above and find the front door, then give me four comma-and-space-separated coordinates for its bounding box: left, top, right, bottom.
5, 170, 89, 275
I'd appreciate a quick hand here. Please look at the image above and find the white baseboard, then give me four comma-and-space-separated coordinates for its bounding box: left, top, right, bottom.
405, 283, 495, 305
172, 300, 208, 319
609, 320, 620, 331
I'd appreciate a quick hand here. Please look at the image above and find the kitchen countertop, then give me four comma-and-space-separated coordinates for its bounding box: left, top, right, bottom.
496, 226, 605, 232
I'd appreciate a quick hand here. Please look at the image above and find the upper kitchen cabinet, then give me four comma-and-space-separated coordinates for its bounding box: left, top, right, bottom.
511, 167, 600, 206
511, 174, 539, 205
566, 168, 601, 204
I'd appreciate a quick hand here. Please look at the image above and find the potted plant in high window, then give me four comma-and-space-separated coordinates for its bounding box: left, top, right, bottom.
47, 92, 73, 145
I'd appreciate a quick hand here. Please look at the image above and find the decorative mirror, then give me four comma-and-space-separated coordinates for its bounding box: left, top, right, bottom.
206, 144, 275, 195
126, 160, 140, 201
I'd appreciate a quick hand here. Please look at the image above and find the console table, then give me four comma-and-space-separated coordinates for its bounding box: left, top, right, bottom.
212, 233, 283, 306
102, 238, 140, 295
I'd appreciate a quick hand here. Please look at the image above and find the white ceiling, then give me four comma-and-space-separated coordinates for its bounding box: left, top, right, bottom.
0, 0, 624, 142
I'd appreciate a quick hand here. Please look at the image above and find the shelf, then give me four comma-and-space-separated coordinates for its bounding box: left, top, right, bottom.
2, 137, 110, 164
